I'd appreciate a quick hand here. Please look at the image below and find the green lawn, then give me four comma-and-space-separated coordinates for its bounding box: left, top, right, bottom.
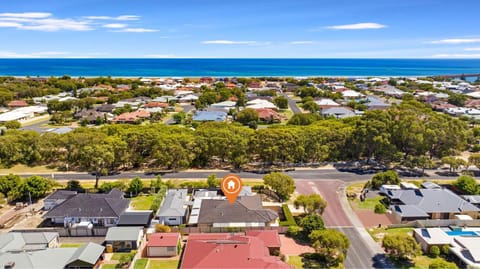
130, 195, 155, 210
147, 259, 179, 269
0, 164, 56, 174
60, 243, 84, 248
133, 259, 148, 269
368, 227, 414, 242
350, 196, 384, 210
111, 253, 132, 260
101, 264, 117, 269
287, 256, 303, 269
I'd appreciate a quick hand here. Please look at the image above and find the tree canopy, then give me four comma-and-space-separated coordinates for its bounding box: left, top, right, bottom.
263, 172, 295, 201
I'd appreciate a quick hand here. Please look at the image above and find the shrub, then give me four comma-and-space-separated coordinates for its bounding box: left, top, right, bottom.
441, 244, 450, 255
155, 224, 171, 233
287, 225, 301, 237
374, 203, 387, 214
279, 204, 297, 226
429, 246, 440, 258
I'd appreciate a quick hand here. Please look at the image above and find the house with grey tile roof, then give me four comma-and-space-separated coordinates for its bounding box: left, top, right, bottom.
157, 189, 189, 226
386, 188, 480, 222
43, 188, 129, 227
321, 106, 356, 119
117, 211, 153, 227
44, 190, 77, 210
0, 232, 104, 269
197, 195, 278, 229
0, 242, 104, 269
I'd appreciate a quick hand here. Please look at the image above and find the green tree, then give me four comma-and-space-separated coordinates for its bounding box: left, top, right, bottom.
78, 143, 115, 189
273, 96, 288, 109
374, 203, 387, 214
10, 176, 54, 201
236, 108, 259, 125
428, 259, 458, 269
2, 121, 21, 129
294, 194, 327, 215
370, 171, 400, 189
441, 156, 466, 172
0, 174, 21, 197
448, 93, 467, 107
65, 180, 84, 192
173, 112, 186, 124
454, 175, 478, 195
128, 177, 144, 196
382, 234, 421, 261
263, 172, 295, 201
206, 174, 220, 188
299, 214, 325, 235
303, 101, 319, 113
309, 229, 350, 268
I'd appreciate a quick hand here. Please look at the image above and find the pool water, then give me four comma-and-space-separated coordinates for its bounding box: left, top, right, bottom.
446, 231, 479, 236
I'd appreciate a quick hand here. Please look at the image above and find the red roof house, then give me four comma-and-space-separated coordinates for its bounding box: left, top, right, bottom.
180, 232, 291, 269
113, 110, 151, 123
255, 108, 280, 123
143, 102, 169, 109
146, 233, 180, 257
7, 100, 28, 108
245, 230, 281, 254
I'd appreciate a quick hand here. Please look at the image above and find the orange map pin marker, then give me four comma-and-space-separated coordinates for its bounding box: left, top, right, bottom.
221, 174, 243, 204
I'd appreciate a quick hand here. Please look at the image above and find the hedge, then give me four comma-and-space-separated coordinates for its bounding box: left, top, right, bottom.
279, 204, 297, 226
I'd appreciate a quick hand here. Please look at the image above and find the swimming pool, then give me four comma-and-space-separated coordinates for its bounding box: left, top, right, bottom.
446, 230, 479, 236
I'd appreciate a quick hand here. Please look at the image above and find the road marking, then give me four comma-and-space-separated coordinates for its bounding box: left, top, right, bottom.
307, 181, 315, 185
311, 186, 320, 194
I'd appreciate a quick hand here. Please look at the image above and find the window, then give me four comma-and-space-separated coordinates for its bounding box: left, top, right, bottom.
168, 218, 177, 221
167, 246, 176, 252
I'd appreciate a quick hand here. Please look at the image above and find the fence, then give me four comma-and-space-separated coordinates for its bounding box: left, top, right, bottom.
170, 226, 288, 234
387, 219, 480, 229
12, 226, 108, 237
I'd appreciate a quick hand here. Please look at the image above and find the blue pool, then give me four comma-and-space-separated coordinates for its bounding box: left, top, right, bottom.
446, 231, 479, 236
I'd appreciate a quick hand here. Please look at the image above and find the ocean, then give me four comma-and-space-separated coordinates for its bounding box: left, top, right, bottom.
0, 58, 480, 77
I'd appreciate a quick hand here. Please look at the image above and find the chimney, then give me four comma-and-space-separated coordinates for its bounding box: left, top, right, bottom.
4, 261, 15, 269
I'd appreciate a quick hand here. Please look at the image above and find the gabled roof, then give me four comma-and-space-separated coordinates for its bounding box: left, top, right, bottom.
117, 211, 153, 226
198, 196, 278, 224
45, 190, 77, 200
157, 189, 187, 217
67, 242, 105, 265
44, 188, 129, 219
0, 232, 59, 252
147, 233, 180, 247
245, 230, 281, 248
105, 227, 143, 241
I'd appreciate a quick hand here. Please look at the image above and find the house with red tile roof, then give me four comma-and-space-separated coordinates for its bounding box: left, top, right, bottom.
255, 108, 280, 123
180, 232, 291, 269
146, 233, 181, 257
7, 100, 28, 108
112, 110, 151, 123
142, 102, 169, 109
245, 230, 281, 255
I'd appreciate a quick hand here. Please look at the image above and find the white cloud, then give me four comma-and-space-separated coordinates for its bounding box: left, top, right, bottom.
325, 22, 387, 30
202, 40, 270, 45
0, 13, 92, 31
0, 51, 70, 58
0, 12, 51, 19
289, 41, 315, 45
103, 23, 127, 29
84, 15, 140, 21
465, 48, 480, 51
431, 38, 480, 44
117, 28, 158, 32
432, 53, 480, 58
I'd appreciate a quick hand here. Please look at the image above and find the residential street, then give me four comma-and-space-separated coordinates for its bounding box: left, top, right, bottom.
10, 168, 464, 182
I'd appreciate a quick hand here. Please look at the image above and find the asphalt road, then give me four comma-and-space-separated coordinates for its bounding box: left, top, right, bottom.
281, 93, 302, 114
18, 168, 461, 181
337, 227, 392, 269
20, 119, 51, 133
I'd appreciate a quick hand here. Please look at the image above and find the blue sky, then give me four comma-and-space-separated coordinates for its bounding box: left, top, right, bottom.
0, 0, 480, 58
